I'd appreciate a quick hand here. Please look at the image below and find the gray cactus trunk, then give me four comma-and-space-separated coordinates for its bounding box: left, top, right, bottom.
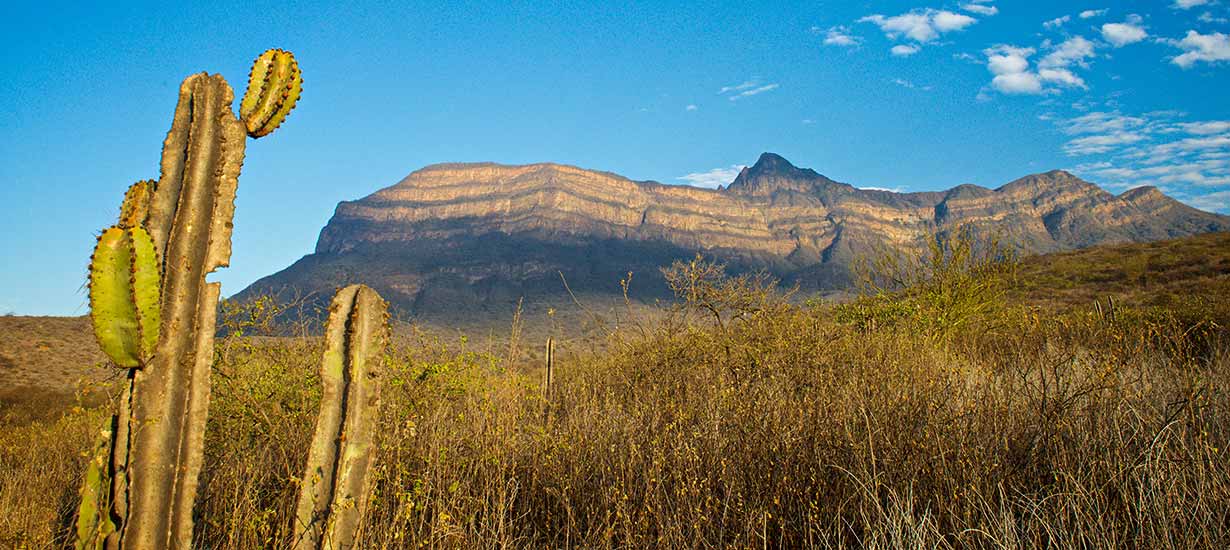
109, 73, 245, 549
294, 284, 390, 550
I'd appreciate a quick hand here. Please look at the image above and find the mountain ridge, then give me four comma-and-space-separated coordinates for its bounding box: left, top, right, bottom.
241, 152, 1229, 325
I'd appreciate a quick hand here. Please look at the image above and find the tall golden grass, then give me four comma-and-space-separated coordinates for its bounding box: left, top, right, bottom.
2, 236, 1227, 548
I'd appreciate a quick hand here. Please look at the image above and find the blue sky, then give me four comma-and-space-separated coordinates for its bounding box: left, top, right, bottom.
2, 0, 1228, 315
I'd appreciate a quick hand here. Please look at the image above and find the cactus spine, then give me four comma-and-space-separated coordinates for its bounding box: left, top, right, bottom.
80, 51, 301, 549
294, 284, 390, 550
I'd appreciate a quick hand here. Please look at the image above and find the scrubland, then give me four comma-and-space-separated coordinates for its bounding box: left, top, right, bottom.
2, 232, 1227, 548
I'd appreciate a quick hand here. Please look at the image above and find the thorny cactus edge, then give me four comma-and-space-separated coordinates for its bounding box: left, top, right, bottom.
293, 284, 390, 550
79, 50, 302, 550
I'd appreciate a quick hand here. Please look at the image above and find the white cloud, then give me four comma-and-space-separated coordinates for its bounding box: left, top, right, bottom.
1039, 68, 1088, 89
859, 9, 978, 55
1043, 15, 1070, 29
993, 72, 1044, 94
685, 104, 698, 111
934, 10, 979, 31
1102, 19, 1148, 47
961, 2, 998, 16
1170, 30, 1230, 68
1173, 0, 1211, 9
822, 26, 862, 47
676, 165, 746, 189
984, 45, 1043, 94
859, 186, 906, 192
1039, 36, 1096, 69
1079, 9, 1108, 19
892, 44, 922, 56
983, 42, 1093, 95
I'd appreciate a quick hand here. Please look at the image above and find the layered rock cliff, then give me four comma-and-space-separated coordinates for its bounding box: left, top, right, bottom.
238, 153, 1230, 325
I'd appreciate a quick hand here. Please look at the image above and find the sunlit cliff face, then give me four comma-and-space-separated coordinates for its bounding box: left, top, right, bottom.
316, 153, 1228, 259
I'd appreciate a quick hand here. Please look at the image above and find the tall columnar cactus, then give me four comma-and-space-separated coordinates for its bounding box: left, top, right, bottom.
80, 49, 302, 549
294, 284, 390, 550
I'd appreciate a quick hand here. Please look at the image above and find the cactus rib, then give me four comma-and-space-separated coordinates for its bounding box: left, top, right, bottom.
294, 284, 390, 550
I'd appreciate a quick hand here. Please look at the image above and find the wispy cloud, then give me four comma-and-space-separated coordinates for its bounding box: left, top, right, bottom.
891, 77, 931, 90
1043, 15, 1070, 29
685, 104, 698, 112
961, 1, 998, 16
819, 25, 862, 47
1173, 0, 1211, 9
731, 84, 779, 101
859, 185, 906, 192
1064, 132, 1148, 155
676, 165, 745, 189
1079, 9, 1108, 19
717, 80, 780, 101
1186, 190, 1230, 214
717, 81, 759, 94
1054, 110, 1230, 212
892, 44, 922, 56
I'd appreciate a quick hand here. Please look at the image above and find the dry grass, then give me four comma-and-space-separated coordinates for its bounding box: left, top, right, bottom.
2, 234, 1229, 548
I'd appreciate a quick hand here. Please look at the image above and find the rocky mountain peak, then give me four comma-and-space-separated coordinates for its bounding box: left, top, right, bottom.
726, 152, 843, 196
996, 169, 1102, 196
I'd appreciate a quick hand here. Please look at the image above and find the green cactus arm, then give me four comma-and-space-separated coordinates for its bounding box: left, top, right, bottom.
74, 425, 116, 550
118, 180, 155, 229
240, 49, 303, 138
89, 227, 160, 368
294, 284, 390, 550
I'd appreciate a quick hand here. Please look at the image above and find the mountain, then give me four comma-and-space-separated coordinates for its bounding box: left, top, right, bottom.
237, 153, 1230, 326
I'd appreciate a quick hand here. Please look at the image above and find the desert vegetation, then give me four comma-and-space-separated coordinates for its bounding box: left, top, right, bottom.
2, 230, 1227, 548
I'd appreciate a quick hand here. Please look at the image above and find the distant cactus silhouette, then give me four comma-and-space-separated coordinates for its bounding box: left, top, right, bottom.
294, 284, 390, 550
80, 50, 302, 549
